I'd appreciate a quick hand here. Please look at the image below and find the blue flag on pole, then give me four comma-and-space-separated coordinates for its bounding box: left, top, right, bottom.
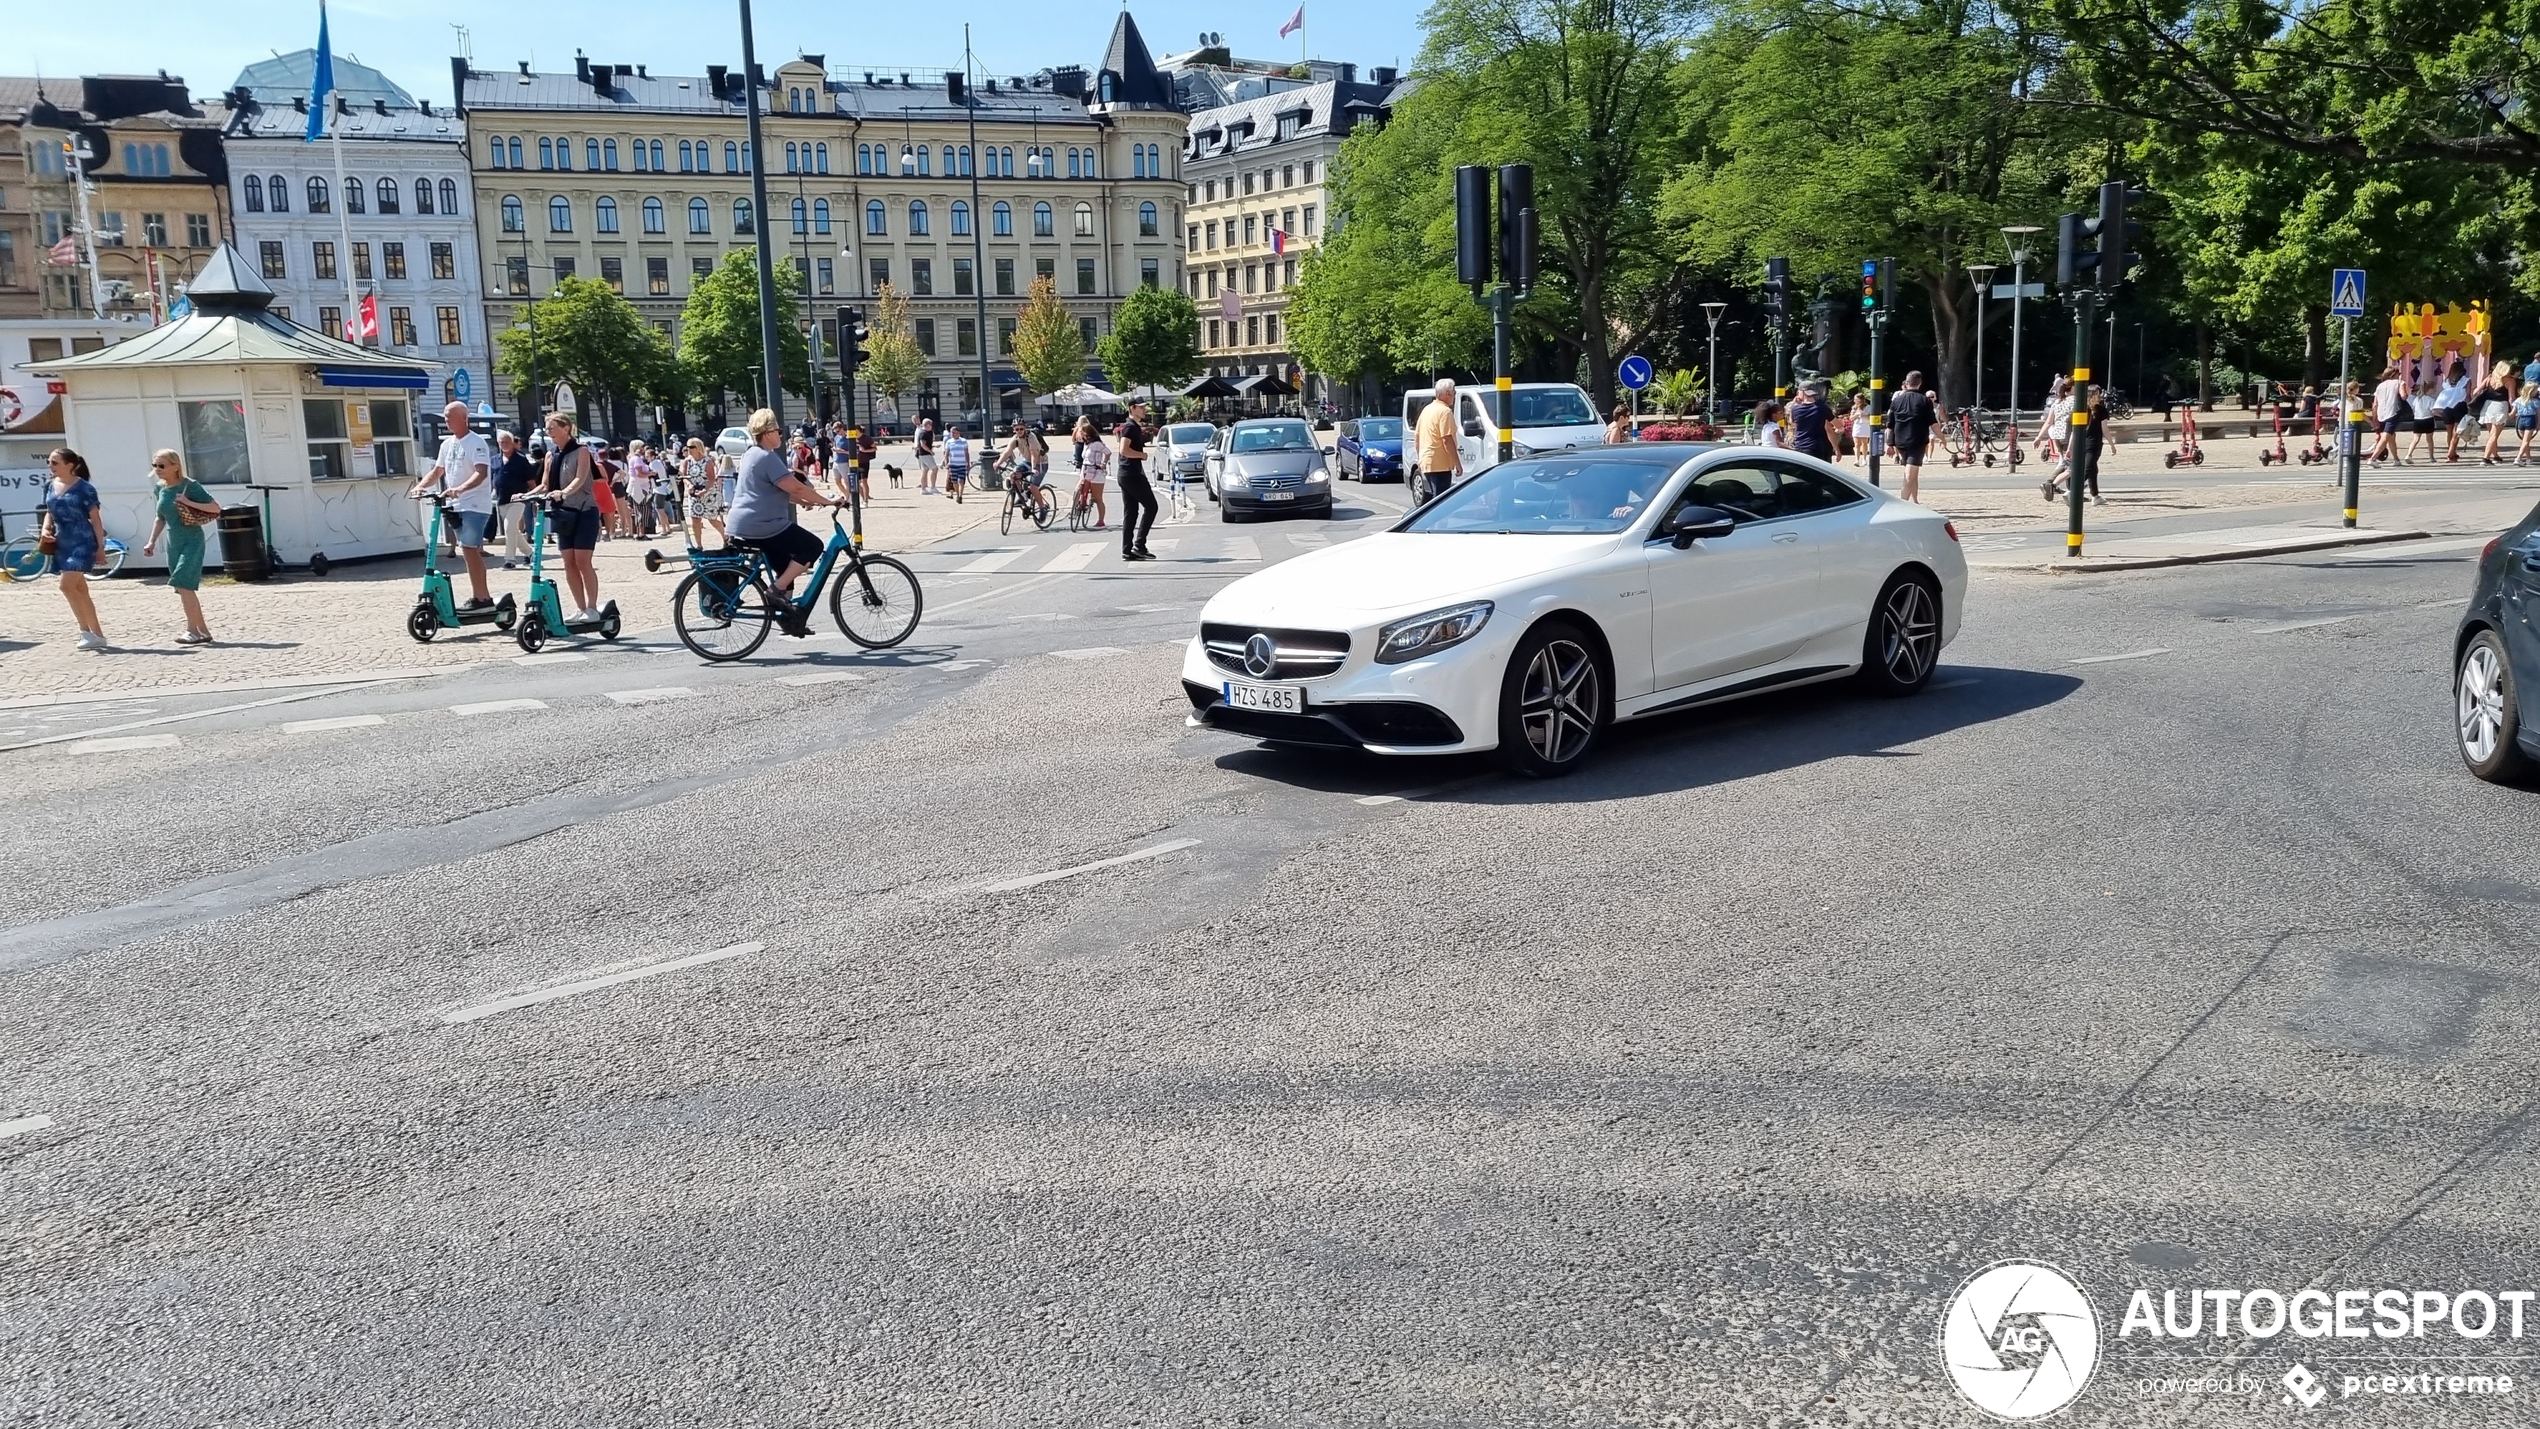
304, 2, 334, 142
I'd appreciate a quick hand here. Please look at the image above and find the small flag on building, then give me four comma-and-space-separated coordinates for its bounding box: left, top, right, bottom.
354, 291, 378, 341
1271, 228, 1286, 255
305, 1, 335, 142
1280, 5, 1304, 38
47, 235, 79, 265
1220, 287, 1240, 325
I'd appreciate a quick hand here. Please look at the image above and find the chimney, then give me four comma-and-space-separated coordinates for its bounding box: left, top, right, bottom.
706, 64, 730, 100
636, 65, 648, 79
946, 72, 966, 104
374, 98, 389, 114
517, 61, 531, 75
574, 51, 590, 83
1370, 66, 1398, 86
292, 95, 307, 113
418, 98, 432, 114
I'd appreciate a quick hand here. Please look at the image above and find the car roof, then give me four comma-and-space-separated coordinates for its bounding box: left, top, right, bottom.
1231, 416, 1308, 426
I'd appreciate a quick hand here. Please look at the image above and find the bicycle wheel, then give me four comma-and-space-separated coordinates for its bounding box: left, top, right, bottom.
1000, 500, 1016, 536
674, 565, 775, 661
830, 553, 923, 649
0, 535, 46, 582
93, 540, 128, 579
1033, 490, 1056, 530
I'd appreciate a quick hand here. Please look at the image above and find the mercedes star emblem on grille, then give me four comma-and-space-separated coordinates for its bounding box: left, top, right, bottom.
1243, 633, 1278, 678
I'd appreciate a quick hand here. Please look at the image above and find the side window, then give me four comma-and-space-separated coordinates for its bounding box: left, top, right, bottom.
1768, 461, 1866, 517
1464, 393, 1490, 433
1681, 461, 1784, 522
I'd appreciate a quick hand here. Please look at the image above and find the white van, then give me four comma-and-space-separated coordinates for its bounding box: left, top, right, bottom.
1400, 381, 1604, 502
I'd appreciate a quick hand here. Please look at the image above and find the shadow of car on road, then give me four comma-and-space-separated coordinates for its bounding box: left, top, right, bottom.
1209, 664, 2081, 804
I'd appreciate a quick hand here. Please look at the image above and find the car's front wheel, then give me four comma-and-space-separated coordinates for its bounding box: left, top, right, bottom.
1858, 571, 1941, 695
2457, 628, 2535, 784
1498, 621, 1607, 777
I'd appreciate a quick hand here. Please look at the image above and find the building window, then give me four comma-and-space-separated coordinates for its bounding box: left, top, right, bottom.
140, 213, 167, 246
176, 400, 251, 486
866, 200, 886, 236
505, 256, 528, 295
1266, 314, 1281, 345
692, 256, 712, 281
366, 177, 392, 215
440, 178, 459, 215
690, 197, 711, 234
1035, 256, 1055, 283
1244, 264, 1257, 294
259, 240, 286, 279
994, 257, 1015, 296
1079, 316, 1097, 349
909, 200, 929, 236
1283, 258, 1296, 288
604, 139, 619, 170
956, 318, 976, 357
1208, 319, 1219, 349
586, 139, 601, 170
911, 258, 933, 296
305, 398, 351, 480
411, 177, 433, 215
437, 306, 461, 344
914, 319, 935, 356
634, 138, 650, 173
317, 307, 342, 341
1077, 257, 1096, 295
489, 136, 507, 168
501, 196, 524, 232
733, 198, 754, 234
595, 196, 619, 233
1247, 316, 1262, 346
553, 256, 576, 283
951, 200, 970, 237
344, 178, 365, 215
1140, 257, 1159, 288
313, 241, 336, 280
1074, 202, 1094, 238
816, 257, 834, 295
540, 138, 554, 169
431, 242, 454, 279
307, 176, 331, 213
506, 138, 522, 168
601, 256, 623, 292
816, 142, 829, 174
813, 199, 831, 235
1188, 225, 1199, 252
243, 175, 265, 212
917, 144, 931, 177
648, 257, 669, 295
1033, 202, 1053, 237
790, 196, 806, 235
389, 306, 415, 345
1302, 205, 1317, 236
383, 242, 406, 280
992, 201, 1012, 237
550, 196, 572, 232
643, 197, 664, 233
648, 141, 663, 171
1205, 221, 1217, 250
1139, 201, 1158, 237
856, 144, 871, 175
724, 141, 739, 172
678, 140, 693, 172
1244, 215, 1257, 246
869, 256, 890, 290
953, 257, 973, 296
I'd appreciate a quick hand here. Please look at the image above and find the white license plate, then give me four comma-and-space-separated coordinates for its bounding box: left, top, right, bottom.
1261, 491, 1296, 502
1222, 681, 1302, 713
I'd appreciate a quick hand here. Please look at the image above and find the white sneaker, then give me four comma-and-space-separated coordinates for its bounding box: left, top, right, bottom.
75, 630, 106, 651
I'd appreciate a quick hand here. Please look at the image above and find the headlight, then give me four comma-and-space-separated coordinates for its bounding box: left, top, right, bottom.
1375, 601, 1493, 664
1220, 468, 1248, 488
1510, 441, 1537, 458
1305, 462, 1329, 482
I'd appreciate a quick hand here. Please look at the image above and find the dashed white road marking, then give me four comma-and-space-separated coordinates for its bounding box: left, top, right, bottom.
778, 671, 866, 686
605, 686, 697, 705
281, 714, 387, 734
67, 733, 180, 754
2070, 648, 2173, 665
0, 679, 406, 754
514, 653, 587, 667
452, 698, 548, 716
938, 659, 992, 672
1223, 536, 1262, 563
1008, 611, 1079, 622
2249, 616, 2354, 635
1050, 646, 1127, 660
970, 838, 1202, 895
0, 1115, 54, 1139
953, 547, 1030, 574
1286, 532, 1331, 548
2335, 536, 2492, 561
1119, 602, 1186, 614
440, 942, 761, 1025
1042, 542, 1105, 572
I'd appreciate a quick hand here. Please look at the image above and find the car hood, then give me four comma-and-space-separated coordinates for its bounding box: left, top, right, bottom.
1204, 530, 1621, 626
1226, 450, 1323, 476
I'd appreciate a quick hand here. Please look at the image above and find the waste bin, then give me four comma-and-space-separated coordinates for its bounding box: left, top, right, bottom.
217, 505, 269, 582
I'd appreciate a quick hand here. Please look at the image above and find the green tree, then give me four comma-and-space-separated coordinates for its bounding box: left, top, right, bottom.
678, 251, 812, 408
492, 276, 670, 417
1096, 284, 1203, 393
859, 283, 928, 422
1011, 276, 1087, 397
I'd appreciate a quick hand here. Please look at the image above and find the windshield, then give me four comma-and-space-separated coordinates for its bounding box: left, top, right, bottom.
1231, 422, 1313, 453
1357, 418, 1403, 441
1509, 387, 1598, 428
1167, 424, 1215, 446
1403, 454, 1678, 535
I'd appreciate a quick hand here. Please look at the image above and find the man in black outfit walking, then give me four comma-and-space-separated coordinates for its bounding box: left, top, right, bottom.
1115, 399, 1159, 561
1885, 370, 1938, 503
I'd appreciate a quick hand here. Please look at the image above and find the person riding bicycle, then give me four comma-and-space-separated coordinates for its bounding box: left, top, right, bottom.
727, 407, 846, 637
1002, 420, 1049, 491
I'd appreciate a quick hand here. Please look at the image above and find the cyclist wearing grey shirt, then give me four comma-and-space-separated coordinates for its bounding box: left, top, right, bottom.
725, 408, 843, 630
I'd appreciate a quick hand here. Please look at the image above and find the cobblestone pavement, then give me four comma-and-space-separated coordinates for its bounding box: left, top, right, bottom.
0, 462, 988, 700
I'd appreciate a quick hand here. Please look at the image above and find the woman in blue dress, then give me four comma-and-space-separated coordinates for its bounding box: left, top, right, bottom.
40, 447, 111, 652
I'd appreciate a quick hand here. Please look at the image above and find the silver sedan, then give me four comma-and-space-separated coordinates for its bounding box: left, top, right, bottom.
1205, 418, 1335, 523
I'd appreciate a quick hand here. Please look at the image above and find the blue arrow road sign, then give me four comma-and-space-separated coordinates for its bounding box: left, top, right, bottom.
1617, 354, 1654, 391
2330, 269, 2367, 319
453, 367, 473, 400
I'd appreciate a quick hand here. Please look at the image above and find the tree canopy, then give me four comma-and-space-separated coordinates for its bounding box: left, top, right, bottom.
1011, 277, 1087, 397
493, 277, 673, 415
1097, 285, 1204, 393
858, 283, 928, 420
678, 252, 812, 408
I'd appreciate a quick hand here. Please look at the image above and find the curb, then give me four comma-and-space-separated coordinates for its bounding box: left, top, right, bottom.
1986, 528, 2434, 574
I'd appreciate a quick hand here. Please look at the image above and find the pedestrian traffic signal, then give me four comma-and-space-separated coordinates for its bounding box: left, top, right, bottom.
1763, 256, 1792, 324
1455, 165, 1492, 291
1859, 257, 1892, 313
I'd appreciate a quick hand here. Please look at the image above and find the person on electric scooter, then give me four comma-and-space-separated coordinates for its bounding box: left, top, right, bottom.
531, 412, 607, 623
408, 401, 498, 610
727, 407, 846, 638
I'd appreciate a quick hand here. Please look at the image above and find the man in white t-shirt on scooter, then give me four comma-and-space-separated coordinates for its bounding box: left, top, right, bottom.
409, 400, 498, 610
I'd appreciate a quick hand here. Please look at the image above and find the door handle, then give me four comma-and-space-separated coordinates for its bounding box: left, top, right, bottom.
1772, 531, 1800, 544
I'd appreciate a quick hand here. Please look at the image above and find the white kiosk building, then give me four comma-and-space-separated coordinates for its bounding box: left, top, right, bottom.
28, 243, 437, 571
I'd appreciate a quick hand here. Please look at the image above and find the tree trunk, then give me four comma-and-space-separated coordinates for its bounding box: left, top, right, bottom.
2195, 321, 2213, 411
1580, 263, 1614, 410
2302, 305, 2327, 391
1926, 275, 1970, 409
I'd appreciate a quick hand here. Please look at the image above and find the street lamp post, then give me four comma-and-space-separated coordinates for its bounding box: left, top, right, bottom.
963, 27, 992, 433
737, 0, 786, 427
1967, 262, 1997, 440
1700, 302, 1727, 428
2001, 225, 2042, 468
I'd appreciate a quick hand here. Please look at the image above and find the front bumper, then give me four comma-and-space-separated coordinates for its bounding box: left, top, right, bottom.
1180, 633, 1507, 754
1220, 482, 1333, 513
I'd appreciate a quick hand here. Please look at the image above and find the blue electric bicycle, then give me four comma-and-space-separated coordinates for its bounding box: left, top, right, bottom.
670, 508, 921, 662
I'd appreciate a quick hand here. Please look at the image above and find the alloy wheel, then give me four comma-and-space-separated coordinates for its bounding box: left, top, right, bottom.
1519, 639, 1600, 765
1879, 580, 1939, 684
2460, 642, 2506, 763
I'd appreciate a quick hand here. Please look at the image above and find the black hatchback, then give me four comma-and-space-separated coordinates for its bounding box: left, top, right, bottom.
2456, 509, 2540, 782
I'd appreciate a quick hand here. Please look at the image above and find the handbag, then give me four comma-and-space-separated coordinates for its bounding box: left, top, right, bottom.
36, 528, 55, 555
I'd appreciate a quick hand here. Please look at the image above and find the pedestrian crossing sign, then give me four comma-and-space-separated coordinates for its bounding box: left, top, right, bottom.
2330, 268, 2367, 318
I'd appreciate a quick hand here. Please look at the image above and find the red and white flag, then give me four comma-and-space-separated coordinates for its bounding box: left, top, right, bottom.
47, 235, 79, 265
356, 292, 379, 341
1279, 4, 1304, 38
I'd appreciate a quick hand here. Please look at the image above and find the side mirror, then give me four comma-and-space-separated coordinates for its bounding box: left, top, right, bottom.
1667, 504, 1738, 548
1462, 420, 1484, 438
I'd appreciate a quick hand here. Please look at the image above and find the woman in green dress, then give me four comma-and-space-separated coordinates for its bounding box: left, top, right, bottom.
140, 448, 221, 644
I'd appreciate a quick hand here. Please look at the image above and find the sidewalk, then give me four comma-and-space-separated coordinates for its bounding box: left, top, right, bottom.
1957, 485, 2533, 573
0, 454, 989, 700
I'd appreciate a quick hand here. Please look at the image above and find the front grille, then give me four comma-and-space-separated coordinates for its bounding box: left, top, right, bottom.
1184, 681, 1460, 749
1201, 622, 1350, 680
1330, 702, 1462, 747
1249, 474, 1301, 490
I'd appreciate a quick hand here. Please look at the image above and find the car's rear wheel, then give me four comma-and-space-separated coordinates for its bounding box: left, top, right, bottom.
2457, 629, 2535, 784
1859, 571, 1941, 695
1409, 467, 1432, 504
1498, 621, 1607, 777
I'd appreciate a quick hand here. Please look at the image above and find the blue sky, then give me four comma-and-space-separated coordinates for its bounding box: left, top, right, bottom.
16, 0, 1426, 108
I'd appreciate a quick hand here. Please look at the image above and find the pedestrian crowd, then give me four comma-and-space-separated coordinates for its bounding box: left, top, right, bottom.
2368, 350, 2540, 467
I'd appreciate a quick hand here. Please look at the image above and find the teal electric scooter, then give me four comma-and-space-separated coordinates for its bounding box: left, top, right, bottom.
407, 496, 517, 642
514, 493, 621, 652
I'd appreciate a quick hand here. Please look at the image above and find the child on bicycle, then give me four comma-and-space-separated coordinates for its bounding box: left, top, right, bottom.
1073, 416, 1110, 529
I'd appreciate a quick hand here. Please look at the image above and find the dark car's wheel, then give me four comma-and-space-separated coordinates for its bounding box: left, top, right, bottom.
1858, 571, 1941, 695
1498, 621, 1608, 777
2457, 628, 2536, 784
1409, 467, 1432, 504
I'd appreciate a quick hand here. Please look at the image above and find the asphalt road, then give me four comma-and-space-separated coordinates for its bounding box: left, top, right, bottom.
6, 478, 2540, 1426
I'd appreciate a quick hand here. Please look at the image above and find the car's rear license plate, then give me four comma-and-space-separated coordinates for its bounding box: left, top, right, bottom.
1223, 681, 1302, 713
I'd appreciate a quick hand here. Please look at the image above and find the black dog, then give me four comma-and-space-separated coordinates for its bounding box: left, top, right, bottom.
884, 463, 904, 488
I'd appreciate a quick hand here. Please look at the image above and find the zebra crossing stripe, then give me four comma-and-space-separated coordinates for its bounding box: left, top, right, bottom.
1042, 542, 1105, 572
953, 547, 1030, 574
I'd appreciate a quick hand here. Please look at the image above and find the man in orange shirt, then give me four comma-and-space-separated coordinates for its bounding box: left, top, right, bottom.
1414, 377, 1465, 498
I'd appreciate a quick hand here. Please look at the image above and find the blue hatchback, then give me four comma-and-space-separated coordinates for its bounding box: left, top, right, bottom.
1336, 417, 1405, 482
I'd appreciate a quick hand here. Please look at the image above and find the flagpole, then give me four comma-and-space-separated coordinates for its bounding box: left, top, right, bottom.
328, 107, 360, 340
66, 139, 106, 318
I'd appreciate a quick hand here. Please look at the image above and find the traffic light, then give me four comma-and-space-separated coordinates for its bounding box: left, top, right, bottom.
1497, 165, 1535, 295
1763, 256, 1792, 325
1454, 165, 1492, 290
837, 306, 870, 370
2095, 181, 2144, 294
2056, 209, 2099, 291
